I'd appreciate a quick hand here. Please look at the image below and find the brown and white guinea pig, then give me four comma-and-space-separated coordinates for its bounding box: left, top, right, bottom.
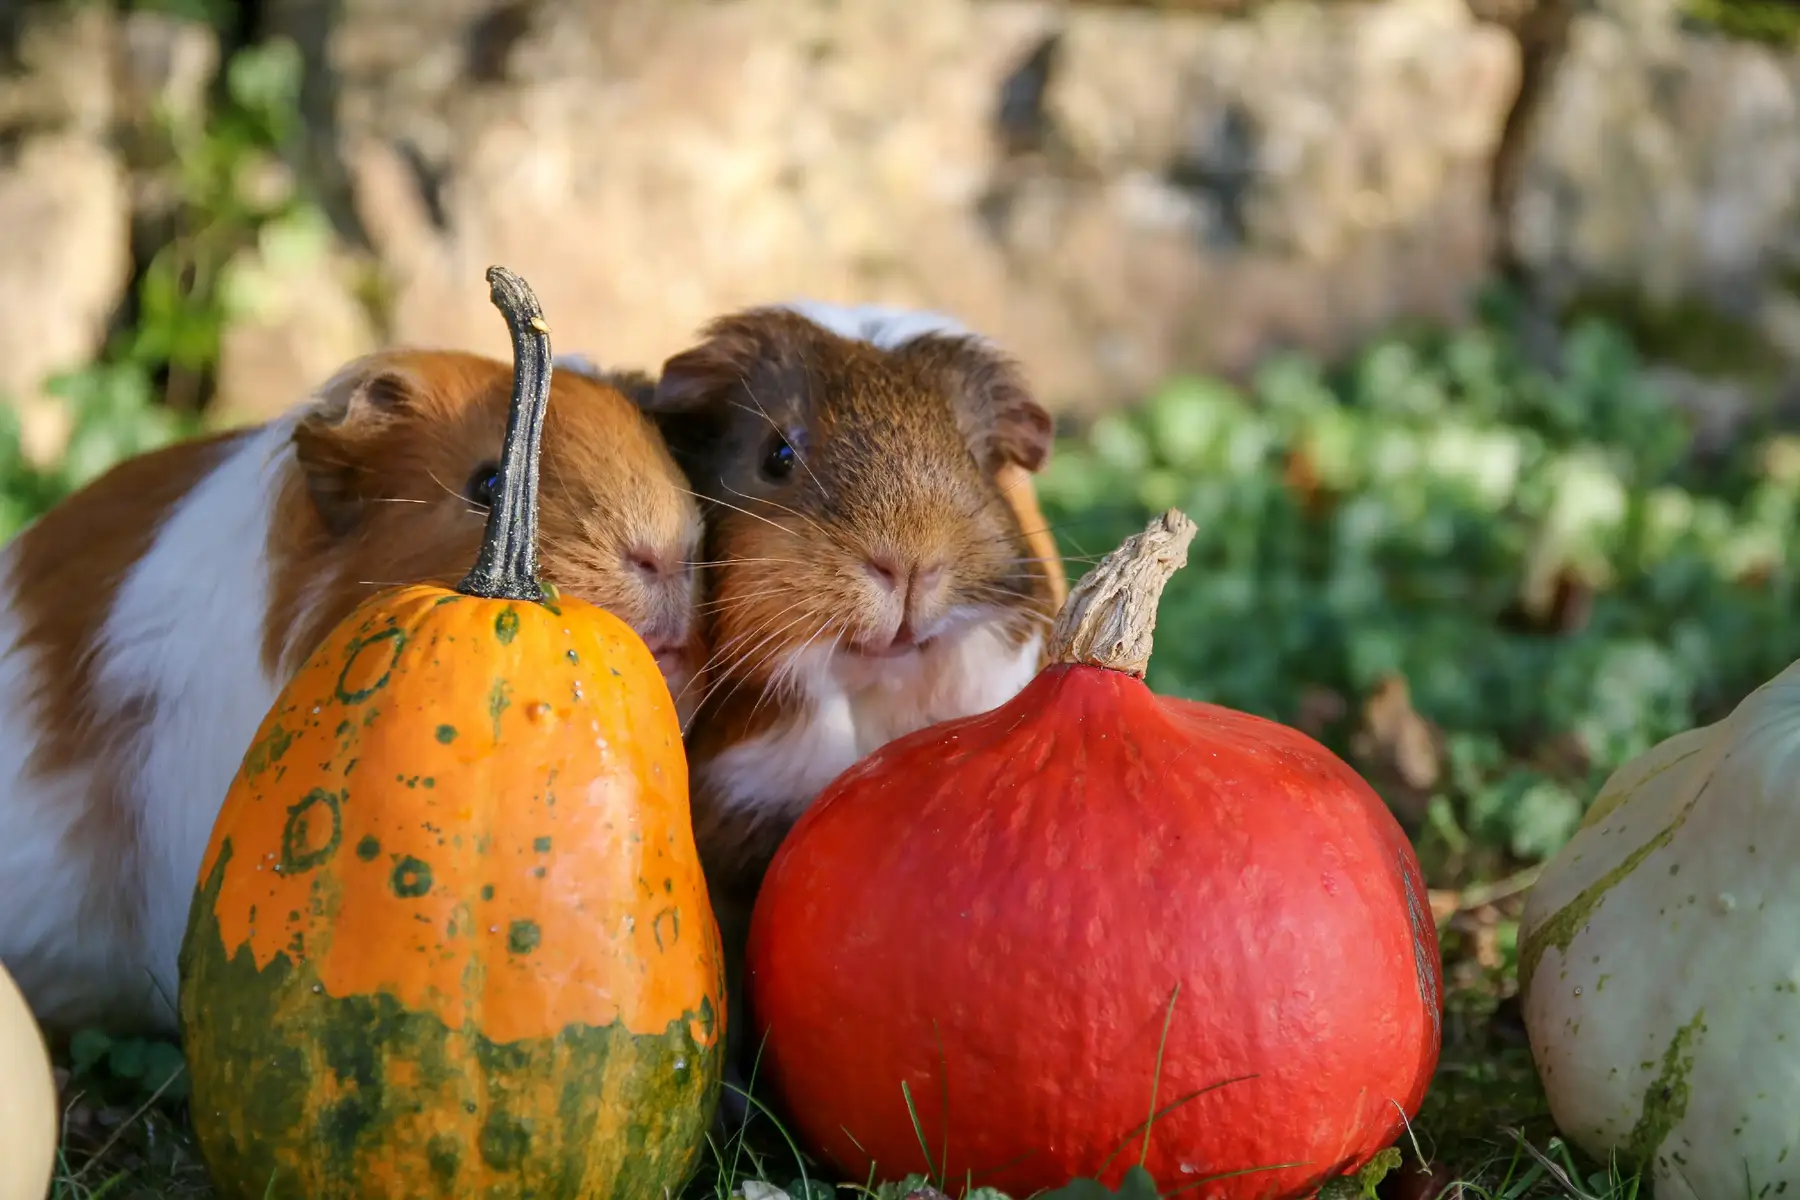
618, 300, 1068, 1007
0, 349, 702, 1038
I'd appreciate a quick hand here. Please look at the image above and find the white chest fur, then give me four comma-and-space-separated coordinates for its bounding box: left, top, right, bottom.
703, 624, 1041, 824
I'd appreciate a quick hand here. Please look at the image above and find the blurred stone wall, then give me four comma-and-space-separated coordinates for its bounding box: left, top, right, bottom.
2, 0, 1797, 448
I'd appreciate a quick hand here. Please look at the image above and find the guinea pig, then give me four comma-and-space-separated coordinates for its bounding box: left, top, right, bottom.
627, 300, 1067, 1071
0, 349, 703, 1037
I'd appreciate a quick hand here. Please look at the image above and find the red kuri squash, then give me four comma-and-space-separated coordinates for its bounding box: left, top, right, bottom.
744, 510, 1442, 1200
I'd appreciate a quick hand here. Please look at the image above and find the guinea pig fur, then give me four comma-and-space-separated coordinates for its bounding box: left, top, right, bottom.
0, 349, 702, 1036
636, 301, 1064, 970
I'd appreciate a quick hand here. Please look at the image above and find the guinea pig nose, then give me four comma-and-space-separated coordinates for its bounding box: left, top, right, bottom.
863, 554, 904, 594
626, 545, 672, 579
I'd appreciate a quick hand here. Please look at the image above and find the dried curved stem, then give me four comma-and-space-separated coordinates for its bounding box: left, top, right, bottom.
458, 265, 553, 604
1045, 509, 1197, 676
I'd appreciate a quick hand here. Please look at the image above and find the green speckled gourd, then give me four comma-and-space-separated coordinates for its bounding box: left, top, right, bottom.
1519, 654, 1800, 1199
176, 267, 726, 1199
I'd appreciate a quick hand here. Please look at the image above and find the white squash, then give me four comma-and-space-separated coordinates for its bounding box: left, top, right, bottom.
1519, 657, 1800, 1200
0, 959, 56, 1200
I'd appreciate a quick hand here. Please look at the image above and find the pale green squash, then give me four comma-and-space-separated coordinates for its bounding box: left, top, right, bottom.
1519, 656, 1800, 1200
0, 959, 57, 1200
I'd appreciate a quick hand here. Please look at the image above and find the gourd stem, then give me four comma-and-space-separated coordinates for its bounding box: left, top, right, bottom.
1045, 508, 1198, 677
458, 266, 552, 604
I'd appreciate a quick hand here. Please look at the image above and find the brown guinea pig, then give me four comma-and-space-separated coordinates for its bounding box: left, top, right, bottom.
631, 300, 1066, 1072
0, 349, 702, 1037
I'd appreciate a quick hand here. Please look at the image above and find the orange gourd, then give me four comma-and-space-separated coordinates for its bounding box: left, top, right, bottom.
177, 268, 726, 1199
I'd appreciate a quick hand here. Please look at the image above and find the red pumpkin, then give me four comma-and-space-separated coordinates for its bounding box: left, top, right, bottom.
744, 510, 1442, 1200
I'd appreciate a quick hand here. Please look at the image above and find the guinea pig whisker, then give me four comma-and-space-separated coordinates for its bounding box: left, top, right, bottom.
679, 643, 758, 719
697, 599, 796, 625
702, 590, 817, 636
699, 586, 794, 606
689, 598, 816, 687
751, 618, 834, 690
720, 606, 818, 667
987, 549, 1089, 564
960, 582, 1055, 613
721, 479, 825, 538
1003, 556, 1099, 568
683, 558, 809, 570
748, 625, 829, 724
995, 470, 1058, 509
735, 635, 811, 717
960, 584, 1037, 608
712, 613, 814, 689
672, 487, 804, 542
962, 526, 1069, 549
698, 588, 796, 614
987, 482, 1105, 547
373, 496, 432, 505
684, 610, 816, 720
694, 616, 776, 664
422, 468, 470, 505
981, 514, 1112, 544
769, 625, 839, 696
958, 533, 1063, 564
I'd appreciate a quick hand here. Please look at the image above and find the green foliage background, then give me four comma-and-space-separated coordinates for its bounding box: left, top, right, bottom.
1038, 291, 1800, 889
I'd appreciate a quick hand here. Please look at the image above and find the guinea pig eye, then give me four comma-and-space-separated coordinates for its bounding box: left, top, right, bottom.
466, 463, 500, 509
761, 435, 797, 483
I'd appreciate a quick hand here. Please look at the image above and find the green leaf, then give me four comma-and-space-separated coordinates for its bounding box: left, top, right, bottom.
106, 1036, 150, 1080
226, 38, 304, 131
1039, 1166, 1160, 1200
68, 1028, 112, 1076
871, 1174, 934, 1200
1357, 1148, 1404, 1197
140, 1040, 190, 1100
1508, 777, 1585, 862
1142, 376, 1243, 470
1089, 413, 1152, 474
1317, 1149, 1405, 1200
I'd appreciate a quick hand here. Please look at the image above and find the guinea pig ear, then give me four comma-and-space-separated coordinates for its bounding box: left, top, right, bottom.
290, 356, 425, 537
919, 336, 1055, 475
649, 309, 821, 412
648, 318, 764, 416
643, 312, 805, 459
